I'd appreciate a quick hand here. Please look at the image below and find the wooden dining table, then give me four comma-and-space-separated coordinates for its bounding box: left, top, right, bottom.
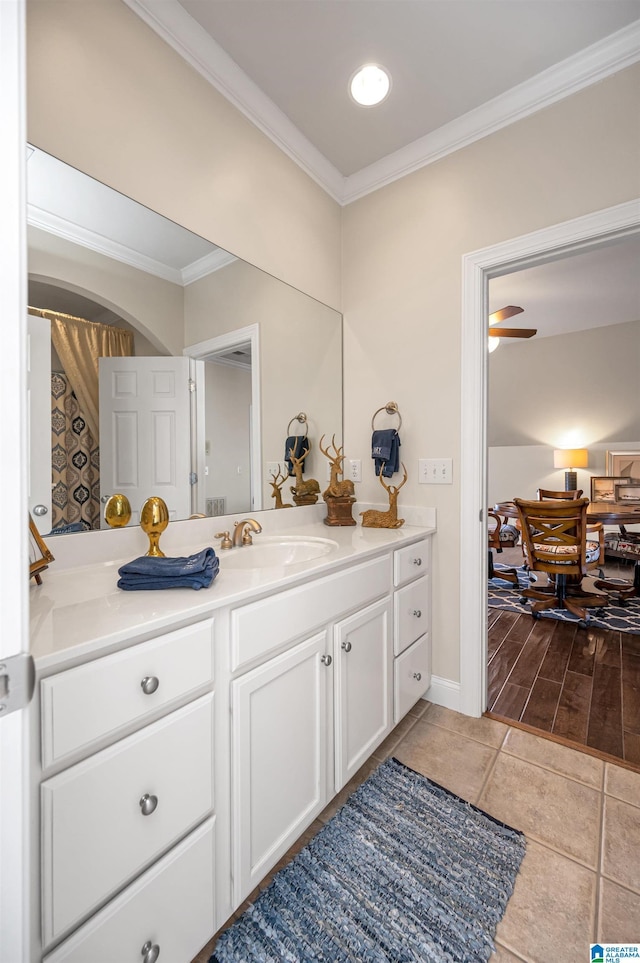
494, 499, 640, 593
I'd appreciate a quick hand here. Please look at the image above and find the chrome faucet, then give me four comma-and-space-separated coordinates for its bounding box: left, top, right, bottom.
232, 518, 262, 547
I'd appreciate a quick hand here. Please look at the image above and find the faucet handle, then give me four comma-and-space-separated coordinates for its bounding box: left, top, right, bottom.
215, 531, 232, 550
240, 524, 254, 546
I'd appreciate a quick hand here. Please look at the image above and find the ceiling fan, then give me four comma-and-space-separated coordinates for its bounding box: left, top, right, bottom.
488, 305, 537, 342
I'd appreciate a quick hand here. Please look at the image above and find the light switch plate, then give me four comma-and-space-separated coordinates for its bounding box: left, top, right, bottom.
419, 458, 453, 484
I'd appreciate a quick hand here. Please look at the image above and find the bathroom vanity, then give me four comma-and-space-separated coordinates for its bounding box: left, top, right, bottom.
29, 513, 433, 962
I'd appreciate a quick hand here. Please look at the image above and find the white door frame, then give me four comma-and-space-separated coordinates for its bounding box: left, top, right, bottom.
459, 198, 640, 718
0, 1, 30, 960
184, 324, 262, 512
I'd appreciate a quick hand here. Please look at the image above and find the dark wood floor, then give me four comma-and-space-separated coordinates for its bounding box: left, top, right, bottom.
487, 604, 640, 768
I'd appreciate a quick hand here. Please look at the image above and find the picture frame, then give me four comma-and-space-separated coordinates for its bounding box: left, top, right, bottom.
29, 515, 55, 584
606, 450, 640, 480
590, 476, 633, 503
614, 484, 640, 505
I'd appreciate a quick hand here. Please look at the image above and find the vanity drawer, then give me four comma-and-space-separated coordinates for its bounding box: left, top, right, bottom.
43, 818, 215, 963
394, 633, 431, 724
41, 618, 214, 768
394, 575, 429, 655
41, 694, 214, 945
394, 539, 430, 587
231, 555, 390, 671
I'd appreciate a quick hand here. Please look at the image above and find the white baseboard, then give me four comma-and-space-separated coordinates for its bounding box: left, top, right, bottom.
423, 675, 461, 713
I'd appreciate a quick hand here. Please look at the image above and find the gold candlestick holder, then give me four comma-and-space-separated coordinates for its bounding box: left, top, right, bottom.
104, 493, 132, 528
140, 496, 169, 556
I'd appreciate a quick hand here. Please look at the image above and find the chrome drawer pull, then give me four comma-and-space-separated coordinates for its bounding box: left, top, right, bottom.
412, 609, 422, 618
141, 941, 160, 963
413, 557, 422, 566
321, 654, 332, 666
413, 672, 422, 682
139, 793, 158, 816
141, 676, 159, 695
341, 640, 352, 653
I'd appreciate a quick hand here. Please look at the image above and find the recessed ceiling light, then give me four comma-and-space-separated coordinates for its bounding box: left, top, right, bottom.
349, 64, 391, 107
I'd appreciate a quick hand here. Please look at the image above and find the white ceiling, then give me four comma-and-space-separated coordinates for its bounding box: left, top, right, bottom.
176, 0, 640, 177
127, 0, 640, 201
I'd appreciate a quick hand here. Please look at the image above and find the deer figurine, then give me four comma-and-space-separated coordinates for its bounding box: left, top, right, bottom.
319, 434, 355, 499
269, 465, 293, 509
289, 444, 320, 503
360, 462, 407, 528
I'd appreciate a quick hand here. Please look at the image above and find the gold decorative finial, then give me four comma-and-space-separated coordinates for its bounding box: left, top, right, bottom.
140, 496, 169, 556
104, 493, 132, 528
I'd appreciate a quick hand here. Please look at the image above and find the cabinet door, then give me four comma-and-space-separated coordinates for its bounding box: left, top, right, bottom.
334, 597, 393, 792
231, 632, 330, 905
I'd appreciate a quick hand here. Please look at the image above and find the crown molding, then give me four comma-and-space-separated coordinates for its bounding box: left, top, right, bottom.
122, 0, 346, 202
28, 205, 233, 286
123, 2, 640, 207
344, 20, 640, 203
182, 248, 236, 285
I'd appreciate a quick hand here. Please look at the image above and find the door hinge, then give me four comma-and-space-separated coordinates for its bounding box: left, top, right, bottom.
188, 378, 196, 393
189, 471, 198, 486
479, 508, 483, 522
0, 653, 35, 718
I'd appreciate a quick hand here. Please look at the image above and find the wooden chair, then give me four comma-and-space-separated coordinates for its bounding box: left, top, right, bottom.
537, 488, 583, 500
488, 509, 519, 585
514, 497, 607, 623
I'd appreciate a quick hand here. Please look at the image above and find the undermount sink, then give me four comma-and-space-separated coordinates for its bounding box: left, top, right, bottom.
220, 535, 339, 570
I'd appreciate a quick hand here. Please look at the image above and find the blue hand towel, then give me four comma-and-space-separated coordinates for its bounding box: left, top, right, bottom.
117, 547, 219, 591
371, 429, 400, 477
284, 435, 309, 476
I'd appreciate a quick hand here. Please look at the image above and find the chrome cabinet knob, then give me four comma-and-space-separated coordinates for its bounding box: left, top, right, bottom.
141, 941, 160, 963
100, 494, 111, 504
139, 793, 158, 816
341, 640, 352, 653
33, 504, 48, 516
141, 676, 159, 695
413, 557, 422, 566
321, 654, 332, 666
413, 672, 422, 682
412, 609, 422, 618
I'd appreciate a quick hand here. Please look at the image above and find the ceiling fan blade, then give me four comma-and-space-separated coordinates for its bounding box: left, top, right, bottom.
488, 327, 537, 339
488, 305, 524, 325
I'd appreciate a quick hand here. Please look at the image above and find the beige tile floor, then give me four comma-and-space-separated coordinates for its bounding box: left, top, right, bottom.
194, 700, 640, 963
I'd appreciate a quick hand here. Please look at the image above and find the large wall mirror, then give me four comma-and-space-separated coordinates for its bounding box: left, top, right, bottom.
27, 147, 343, 536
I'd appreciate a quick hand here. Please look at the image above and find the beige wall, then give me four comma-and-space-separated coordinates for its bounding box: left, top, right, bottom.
490, 320, 640, 447
27, 0, 342, 311
342, 64, 640, 684
185, 259, 343, 499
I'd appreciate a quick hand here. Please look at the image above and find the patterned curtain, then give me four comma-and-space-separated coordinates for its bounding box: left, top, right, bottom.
51, 372, 101, 531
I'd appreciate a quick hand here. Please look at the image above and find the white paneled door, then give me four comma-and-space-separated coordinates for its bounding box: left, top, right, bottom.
99, 356, 193, 526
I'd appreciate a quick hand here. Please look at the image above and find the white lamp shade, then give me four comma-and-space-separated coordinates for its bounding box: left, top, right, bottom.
553, 448, 588, 469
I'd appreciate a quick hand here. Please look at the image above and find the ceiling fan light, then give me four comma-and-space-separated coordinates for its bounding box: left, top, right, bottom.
488, 336, 500, 353
349, 64, 391, 106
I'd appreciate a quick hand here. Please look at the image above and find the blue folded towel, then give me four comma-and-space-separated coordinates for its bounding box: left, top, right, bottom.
284, 435, 309, 476
117, 547, 219, 591
371, 429, 401, 478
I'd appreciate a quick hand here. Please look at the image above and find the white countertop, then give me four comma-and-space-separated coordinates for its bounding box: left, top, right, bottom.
30, 515, 434, 673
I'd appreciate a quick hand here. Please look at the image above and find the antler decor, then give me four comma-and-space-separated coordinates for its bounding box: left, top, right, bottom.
269, 465, 293, 509
319, 433, 357, 526
360, 463, 407, 529
289, 443, 320, 505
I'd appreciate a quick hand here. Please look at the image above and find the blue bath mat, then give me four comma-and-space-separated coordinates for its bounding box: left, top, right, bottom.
210, 757, 525, 962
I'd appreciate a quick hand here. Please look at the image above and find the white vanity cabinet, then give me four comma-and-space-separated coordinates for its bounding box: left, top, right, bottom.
228, 554, 394, 905
393, 539, 432, 723
30, 523, 434, 961
37, 619, 216, 963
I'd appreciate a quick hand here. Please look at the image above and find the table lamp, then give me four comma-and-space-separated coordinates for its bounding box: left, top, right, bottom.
553, 448, 588, 491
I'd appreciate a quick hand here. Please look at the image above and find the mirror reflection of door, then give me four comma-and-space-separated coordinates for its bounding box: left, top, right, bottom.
202, 349, 253, 516
99, 356, 193, 527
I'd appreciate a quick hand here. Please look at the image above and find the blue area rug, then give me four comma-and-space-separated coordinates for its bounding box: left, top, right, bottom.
210, 757, 525, 962
490, 564, 640, 634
